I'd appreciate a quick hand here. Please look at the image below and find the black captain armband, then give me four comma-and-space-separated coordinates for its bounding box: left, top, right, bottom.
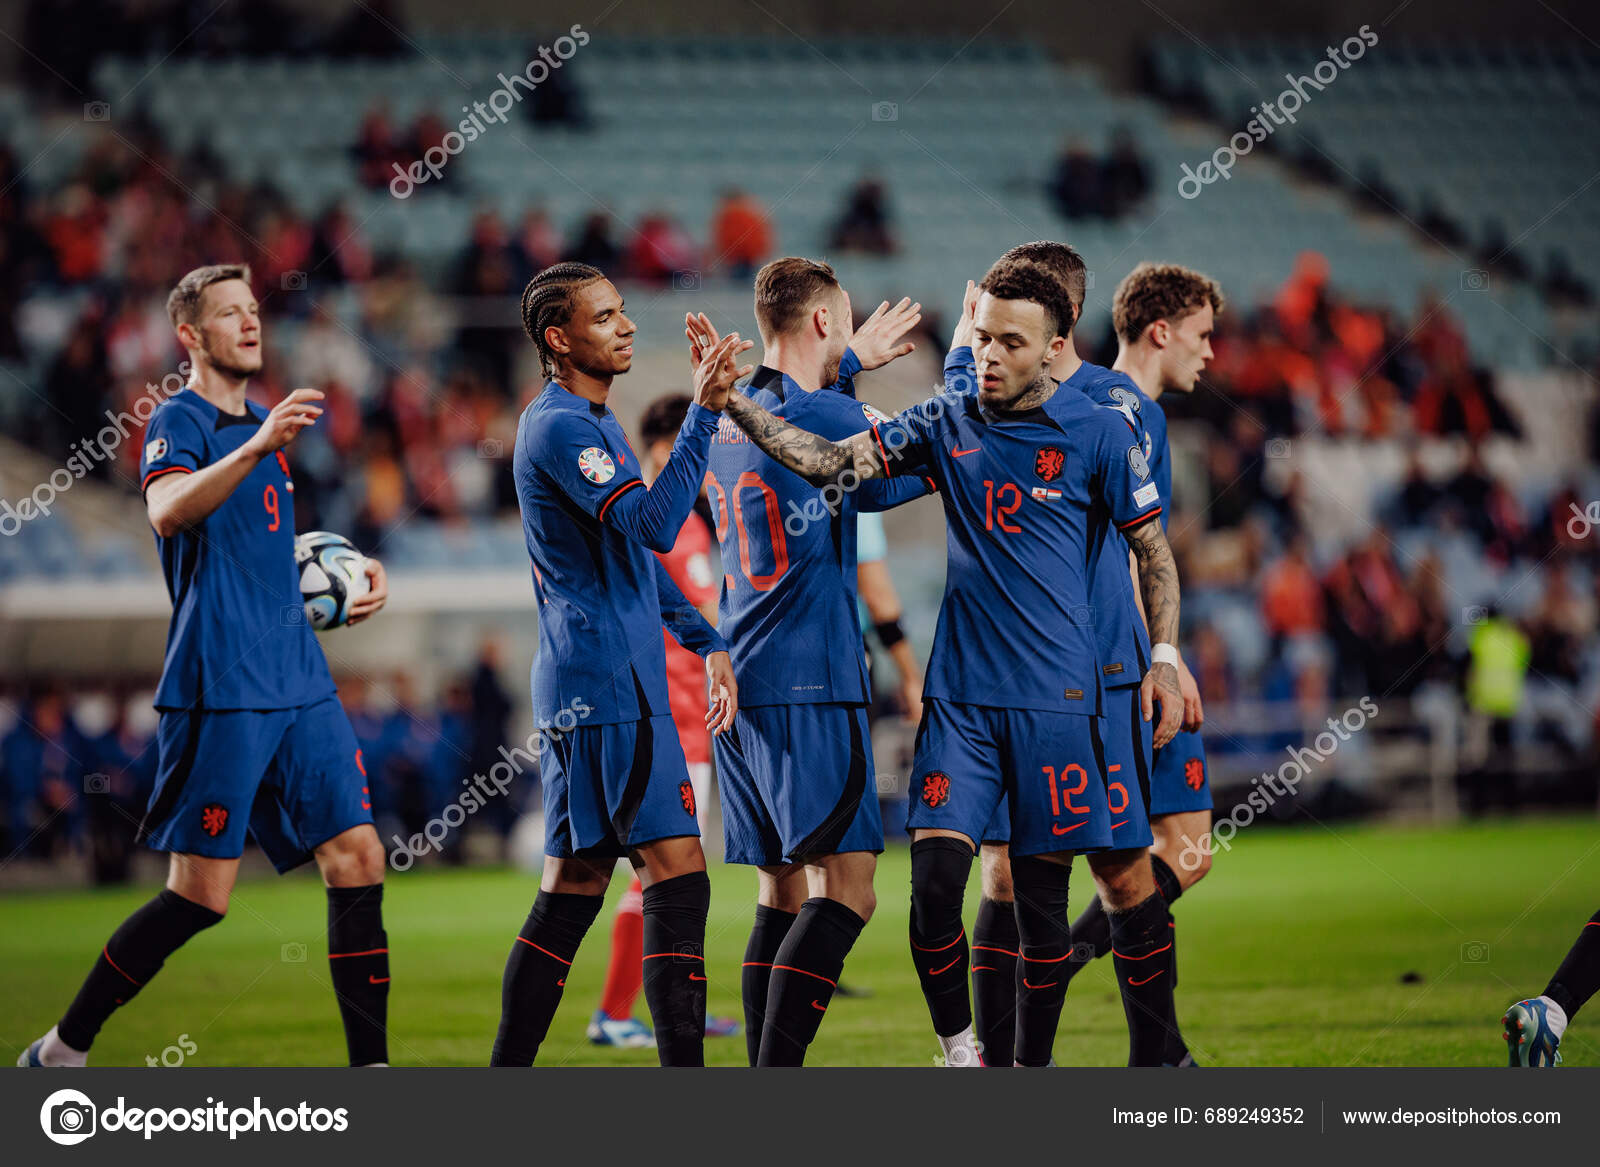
874, 619, 906, 649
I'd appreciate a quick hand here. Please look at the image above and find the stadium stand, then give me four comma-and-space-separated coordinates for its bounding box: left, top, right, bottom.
2, 30, 1597, 871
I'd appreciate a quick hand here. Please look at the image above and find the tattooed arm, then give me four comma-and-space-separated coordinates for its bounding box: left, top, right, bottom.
724, 389, 888, 487
1123, 514, 1183, 748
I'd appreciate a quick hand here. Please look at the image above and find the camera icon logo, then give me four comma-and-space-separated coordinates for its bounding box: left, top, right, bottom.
1265, 437, 1292, 459
83, 101, 110, 122
1460, 269, 1490, 291
281, 941, 308, 963
1083, 271, 1097, 290
1460, 940, 1491, 963
281, 270, 307, 291
40, 1088, 97, 1146
84, 772, 111, 794
672, 270, 702, 291
281, 604, 307, 627
477, 438, 504, 459
870, 101, 899, 122
1461, 605, 1486, 625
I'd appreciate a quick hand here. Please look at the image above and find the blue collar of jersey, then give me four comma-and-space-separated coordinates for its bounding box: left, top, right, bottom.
543, 377, 609, 418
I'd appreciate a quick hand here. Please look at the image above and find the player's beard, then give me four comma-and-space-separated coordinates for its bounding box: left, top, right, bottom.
202, 336, 260, 381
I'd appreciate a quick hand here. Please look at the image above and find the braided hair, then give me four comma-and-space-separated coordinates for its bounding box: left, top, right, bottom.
520, 262, 605, 378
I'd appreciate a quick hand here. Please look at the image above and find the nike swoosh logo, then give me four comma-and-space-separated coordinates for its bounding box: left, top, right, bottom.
952, 446, 980, 457
811, 1000, 827, 1012
368, 975, 389, 985
689, 974, 707, 982
557, 978, 566, 987
1051, 820, 1087, 836
1128, 971, 1165, 987
928, 956, 962, 976
1022, 979, 1058, 990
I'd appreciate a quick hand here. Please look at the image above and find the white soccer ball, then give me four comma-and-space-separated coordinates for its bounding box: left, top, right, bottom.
294, 530, 371, 631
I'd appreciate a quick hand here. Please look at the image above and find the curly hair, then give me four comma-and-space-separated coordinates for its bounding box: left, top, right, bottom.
520, 262, 606, 376
999, 240, 1088, 328
166, 263, 252, 328
978, 257, 1077, 338
1112, 262, 1225, 346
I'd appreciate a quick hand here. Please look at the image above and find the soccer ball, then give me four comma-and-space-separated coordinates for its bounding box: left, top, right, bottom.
294, 531, 370, 630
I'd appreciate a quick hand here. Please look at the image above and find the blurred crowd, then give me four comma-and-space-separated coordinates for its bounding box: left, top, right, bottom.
0, 642, 526, 879
1090, 251, 1600, 774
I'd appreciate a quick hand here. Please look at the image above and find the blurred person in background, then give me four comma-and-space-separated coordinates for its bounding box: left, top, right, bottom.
1463, 607, 1531, 813
1, 687, 87, 860
710, 188, 773, 280
829, 176, 895, 255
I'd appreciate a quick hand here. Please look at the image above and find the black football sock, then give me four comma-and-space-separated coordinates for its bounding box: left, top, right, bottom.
641, 871, 711, 1067
742, 904, 797, 1065
1062, 854, 1182, 986
909, 837, 975, 1038
1150, 854, 1183, 905
1011, 855, 1074, 1067
57, 889, 223, 1052
1111, 892, 1177, 1066
1544, 910, 1600, 1022
758, 897, 865, 1066
1147, 855, 1191, 1060
1062, 896, 1110, 985
491, 891, 603, 1066
326, 883, 389, 1066
972, 896, 1019, 1068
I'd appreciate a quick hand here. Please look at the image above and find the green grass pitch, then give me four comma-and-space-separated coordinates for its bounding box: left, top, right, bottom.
4, 817, 1597, 1067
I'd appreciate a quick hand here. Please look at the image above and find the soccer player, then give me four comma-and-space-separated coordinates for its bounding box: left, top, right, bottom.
588, 392, 739, 1050
940, 248, 1202, 1067
719, 258, 1184, 1068
1504, 910, 1600, 1065
1053, 259, 1222, 1053
20, 263, 393, 1068
492, 262, 746, 1068
686, 259, 927, 1065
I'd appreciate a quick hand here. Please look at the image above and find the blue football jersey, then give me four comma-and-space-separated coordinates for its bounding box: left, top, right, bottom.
945, 348, 1157, 686
138, 390, 334, 711
870, 373, 1162, 715
1096, 377, 1171, 531
514, 380, 724, 728
709, 366, 932, 707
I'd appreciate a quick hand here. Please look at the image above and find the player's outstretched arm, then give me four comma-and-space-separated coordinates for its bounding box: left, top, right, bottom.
653, 562, 736, 733
146, 388, 323, 537
602, 333, 751, 553
1124, 515, 1183, 748
724, 388, 886, 488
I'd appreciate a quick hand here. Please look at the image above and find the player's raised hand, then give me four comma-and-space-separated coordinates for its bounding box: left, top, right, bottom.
346, 557, 389, 626
704, 651, 738, 735
1177, 653, 1204, 731
850, 297, 922, 370
684, 312, 724, 371
692, 331, 753, 412
950, 280, 979, 350
1141, 661, 1183, 749
247, 388, 324, 457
